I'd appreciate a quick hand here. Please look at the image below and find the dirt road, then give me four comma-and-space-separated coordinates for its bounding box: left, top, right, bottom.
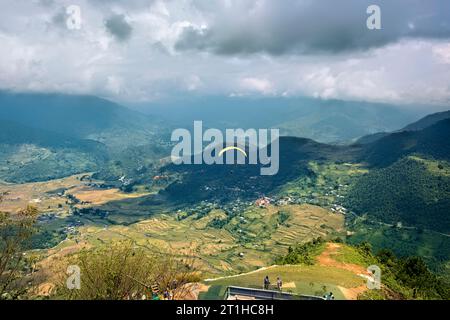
316, 242, 369, 300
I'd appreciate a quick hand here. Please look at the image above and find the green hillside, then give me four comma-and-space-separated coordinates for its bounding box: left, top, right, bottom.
346, 156, 450, 233
0, 91, 166, 149
160, 137, 350, 204
0, 120, 108, 183
200, 241, 450, 300
402, 110, 450, 132
361, 119, 450, 167
345, 118, 450, 273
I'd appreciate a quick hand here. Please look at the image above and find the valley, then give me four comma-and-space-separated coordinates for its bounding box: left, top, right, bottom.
0, 173, 345, 276
2, 143, 449, 292
0, 92, 449, 300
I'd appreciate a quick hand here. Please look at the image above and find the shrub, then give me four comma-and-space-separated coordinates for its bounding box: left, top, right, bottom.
54, 241, 198, 300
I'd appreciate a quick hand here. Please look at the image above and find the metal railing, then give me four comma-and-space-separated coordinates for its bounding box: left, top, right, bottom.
225, 286, 325, 300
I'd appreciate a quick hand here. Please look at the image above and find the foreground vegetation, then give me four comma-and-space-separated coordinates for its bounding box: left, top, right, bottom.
0, 198, 38, 299
275, 239, 450, 300
54, 241, 199, 300
200, 264, 362, 300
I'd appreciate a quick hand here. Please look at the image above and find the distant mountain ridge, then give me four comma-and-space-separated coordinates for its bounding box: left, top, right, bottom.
0, 91, 168, 182
401, 110, 450, 131
144, 96, 422, 144
0, 119, 107, 153
360, 118, 450, 167
356, 109, 450, 145
0, 91, 165, 149
0, 119, 108, 183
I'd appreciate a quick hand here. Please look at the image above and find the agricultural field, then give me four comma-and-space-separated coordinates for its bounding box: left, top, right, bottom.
0, 174, 85, 214
49, 203, 345, 276
0, 173, 148, 214
6, 171, 344, 277
69, 186, 150, 206
0, 167, 346, 278
277, 161, 367, 209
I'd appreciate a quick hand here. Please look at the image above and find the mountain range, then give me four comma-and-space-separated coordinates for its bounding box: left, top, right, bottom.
0, 91, 424, 183
141, 95, 423, 143
356, 110, 450, 145
0, 91, 168, 182
1, 91, 449, 234
0, 91, 165, 149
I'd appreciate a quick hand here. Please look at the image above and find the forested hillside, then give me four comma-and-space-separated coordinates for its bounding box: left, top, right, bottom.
346, 156, 450, 233
361, 119, 450, 167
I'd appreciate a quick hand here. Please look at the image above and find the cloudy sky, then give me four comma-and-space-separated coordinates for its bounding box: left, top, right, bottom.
1, 0, 450, 109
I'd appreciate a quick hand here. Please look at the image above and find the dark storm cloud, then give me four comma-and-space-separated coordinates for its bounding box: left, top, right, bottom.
175, 0, 450, 55
1, 0, 449, 106
51, 8, 66, 29
105, 14, 133, 42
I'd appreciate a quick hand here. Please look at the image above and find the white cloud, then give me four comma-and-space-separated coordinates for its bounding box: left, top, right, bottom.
0, 0, 449, 110
239, 77, 274, 95
433, 43, 450, 64
151, 0, 170, 17
185, 75, 203, 91
106, 75, 123, 95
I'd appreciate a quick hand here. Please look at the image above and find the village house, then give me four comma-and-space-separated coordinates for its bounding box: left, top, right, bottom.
255, 197, 272, 208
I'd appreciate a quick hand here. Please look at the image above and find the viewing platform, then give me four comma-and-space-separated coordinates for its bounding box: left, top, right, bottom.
225, 286, 325, 300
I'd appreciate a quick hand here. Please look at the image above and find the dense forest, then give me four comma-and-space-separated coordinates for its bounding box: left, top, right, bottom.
346, 156, 450, 233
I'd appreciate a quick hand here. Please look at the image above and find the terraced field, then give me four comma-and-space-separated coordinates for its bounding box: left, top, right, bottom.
0, 174, 83, 213
69, 187, 150, 206
47, 203, 345, 276
0, 173, 146, 214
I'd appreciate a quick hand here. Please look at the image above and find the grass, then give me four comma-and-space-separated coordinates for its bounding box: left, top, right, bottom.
332, 244, 377, 267
200, 265, 364, 300
409, 156, 450, 177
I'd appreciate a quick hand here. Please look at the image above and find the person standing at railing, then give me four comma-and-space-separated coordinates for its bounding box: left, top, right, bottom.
276, 277, 283, 291
263, 276, 270, 290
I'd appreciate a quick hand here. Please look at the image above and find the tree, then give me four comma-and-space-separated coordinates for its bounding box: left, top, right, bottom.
356, 242, 372, 256
0, 196, 38, 299
55, 241, 199, 300
397, 257, 434, 291
376, 249, 397, 267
